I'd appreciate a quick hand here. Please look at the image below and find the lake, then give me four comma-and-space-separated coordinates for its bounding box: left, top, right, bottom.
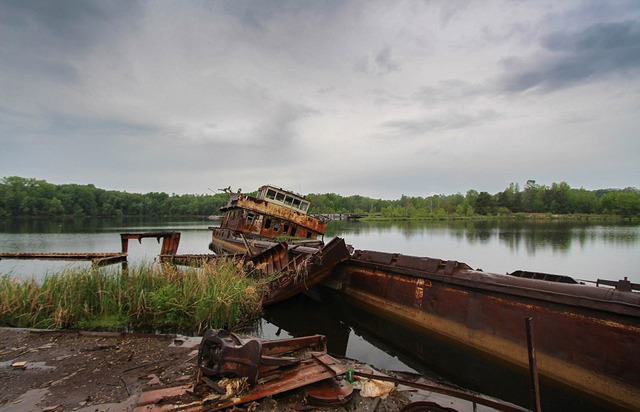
1, 217, 638, 411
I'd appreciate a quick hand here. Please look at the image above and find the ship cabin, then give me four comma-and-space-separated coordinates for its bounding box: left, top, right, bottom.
218, 185, 327, 241
256, 186, 311, 214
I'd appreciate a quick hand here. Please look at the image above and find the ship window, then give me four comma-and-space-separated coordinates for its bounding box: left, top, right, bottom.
300, 202, 309, 212
265, 218, 272, 229
276, 192, 285, 201
292, 199, 301, 208
273, 222, 280, 232
283, 225, 289, 234
247, 213, 255, 224
306, 232, 312, 238
266, 189, 277, 200
290, 227, 297, 236
284, 196, 293, 206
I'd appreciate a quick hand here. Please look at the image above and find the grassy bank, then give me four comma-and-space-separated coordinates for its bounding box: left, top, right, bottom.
0, 260, 263, 335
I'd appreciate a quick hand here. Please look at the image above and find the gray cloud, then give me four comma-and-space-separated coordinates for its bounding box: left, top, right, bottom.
499, 20, 640, 94
411, 80, 482, 106
1, 1, 639, 198
353, 47, 401, 75
374, 47, 400, 74
381, 109, 499, 136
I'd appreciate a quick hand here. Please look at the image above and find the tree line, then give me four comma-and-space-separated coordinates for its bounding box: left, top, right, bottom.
0, 176, 229, 217
308, 180, 640, 218
1, 176, 639, 218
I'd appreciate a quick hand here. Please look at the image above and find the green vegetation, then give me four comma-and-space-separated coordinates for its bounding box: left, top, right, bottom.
0, 261, 263, 334
0, 176, 230, 217
308, 180, 640, 219
1, 176, 639, 219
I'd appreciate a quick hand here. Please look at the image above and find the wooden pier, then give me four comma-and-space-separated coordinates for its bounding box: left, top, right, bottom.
0, 232, 184, 268
0, 252, 128, 267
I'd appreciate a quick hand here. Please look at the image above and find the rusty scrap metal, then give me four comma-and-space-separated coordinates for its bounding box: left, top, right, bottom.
197, 329, 329, 386
195, 329, 345, 411
246, 237, 351, 306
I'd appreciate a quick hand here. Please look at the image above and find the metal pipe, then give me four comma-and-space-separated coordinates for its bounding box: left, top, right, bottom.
526, 317, 542, 412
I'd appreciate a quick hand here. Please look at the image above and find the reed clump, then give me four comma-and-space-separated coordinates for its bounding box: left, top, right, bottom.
0, 260, 263, 334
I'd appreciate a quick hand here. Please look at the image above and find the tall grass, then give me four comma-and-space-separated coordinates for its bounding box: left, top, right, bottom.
0, 260, 263, 335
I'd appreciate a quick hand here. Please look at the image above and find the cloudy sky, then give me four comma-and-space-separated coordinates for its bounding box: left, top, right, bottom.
1, 1, 639, 199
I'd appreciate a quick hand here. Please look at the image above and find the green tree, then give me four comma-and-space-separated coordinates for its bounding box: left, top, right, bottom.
474, 192, 493, 215
614, 192, 640, 217
48, 198, 65, 215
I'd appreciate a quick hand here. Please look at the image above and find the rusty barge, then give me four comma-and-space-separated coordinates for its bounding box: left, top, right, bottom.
323, 250, 640, 411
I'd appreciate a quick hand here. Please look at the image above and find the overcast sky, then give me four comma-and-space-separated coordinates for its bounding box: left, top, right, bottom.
1, 1, 639, 199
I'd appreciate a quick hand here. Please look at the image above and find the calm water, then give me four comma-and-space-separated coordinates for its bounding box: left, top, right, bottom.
1, 217, 638, 411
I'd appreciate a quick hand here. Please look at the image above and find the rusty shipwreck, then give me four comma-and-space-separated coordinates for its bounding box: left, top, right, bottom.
209, 185, 327, 255
208, 186, 350, 306
207, 185, 639, 410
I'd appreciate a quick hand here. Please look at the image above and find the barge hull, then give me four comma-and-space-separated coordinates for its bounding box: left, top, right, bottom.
325, 250, 640, 411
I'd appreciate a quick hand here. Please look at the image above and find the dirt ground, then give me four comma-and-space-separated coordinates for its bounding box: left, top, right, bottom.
0, 328, 201, 412
0, 327, 488, 412
0, 328, 414, 412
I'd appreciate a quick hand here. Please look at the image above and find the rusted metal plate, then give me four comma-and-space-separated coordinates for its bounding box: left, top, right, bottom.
359, 250, 395, 265
306, 378, 353, 406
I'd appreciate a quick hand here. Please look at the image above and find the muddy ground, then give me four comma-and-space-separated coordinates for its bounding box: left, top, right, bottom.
1, 328, 466, 412
0, 328, 202, 411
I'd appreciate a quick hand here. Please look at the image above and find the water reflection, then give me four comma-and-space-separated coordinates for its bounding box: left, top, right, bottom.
326, 219, 640, 283
251, 289, 607, 412
327, 219, 638, 250
0, 217, 215, 234
1, 217, 636, 410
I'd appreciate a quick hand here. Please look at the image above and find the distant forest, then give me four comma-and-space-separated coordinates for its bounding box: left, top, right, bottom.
1, 176, 639, 218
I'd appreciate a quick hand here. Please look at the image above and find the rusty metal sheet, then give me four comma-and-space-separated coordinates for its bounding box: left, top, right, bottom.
395, 255, 429, 271
206, 353, 346, 410
360, 250, 395, 265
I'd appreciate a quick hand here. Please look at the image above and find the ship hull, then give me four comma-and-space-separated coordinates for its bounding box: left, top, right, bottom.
324, 250, 640, 411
